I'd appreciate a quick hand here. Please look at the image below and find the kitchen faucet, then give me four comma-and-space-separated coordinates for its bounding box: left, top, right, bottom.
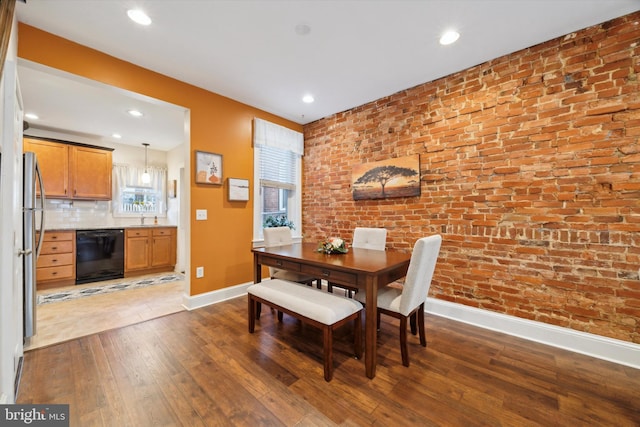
140, 214, 145, 225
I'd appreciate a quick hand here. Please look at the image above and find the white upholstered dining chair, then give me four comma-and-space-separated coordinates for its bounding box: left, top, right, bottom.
355, 234, 442, 367
263, 227, 320, 288
328, 227, 387, 296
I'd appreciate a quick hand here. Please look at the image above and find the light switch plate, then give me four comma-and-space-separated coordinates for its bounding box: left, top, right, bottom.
196, 209, 207, 220
196, 266, 204, 278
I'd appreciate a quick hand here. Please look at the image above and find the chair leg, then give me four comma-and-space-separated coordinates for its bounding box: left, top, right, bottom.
418, 302, 427, 347
327, 282, 334, 293
323, 325, 334, 381
410, 312, 417, 335
354, 311, 362, 359
316, 279, 322, 289
399, 316, 409, 367
277, 310, 284, 322
248, 296, 256, 333
376, 311, 381, 331
256, 301, 261, 318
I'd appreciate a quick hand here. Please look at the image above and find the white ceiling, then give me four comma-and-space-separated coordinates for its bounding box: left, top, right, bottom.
15, 0, 640, 151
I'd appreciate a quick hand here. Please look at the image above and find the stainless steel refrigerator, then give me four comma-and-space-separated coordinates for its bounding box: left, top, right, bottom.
23, 151, 45, 341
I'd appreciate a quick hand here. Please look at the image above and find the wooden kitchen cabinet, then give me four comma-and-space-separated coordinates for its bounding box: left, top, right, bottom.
151, 227, 177, 267
124, 227, 177, 277
23, 138, 69, 198
36, 230, 76, 288
70, 145, 112, 199
23, 137, 113, 200
124, 228, 151, 272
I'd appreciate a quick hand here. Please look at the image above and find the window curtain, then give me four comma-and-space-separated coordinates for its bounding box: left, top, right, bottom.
112, 163, 167, 213
253, 118, 304, 156
253, 118, 303, 191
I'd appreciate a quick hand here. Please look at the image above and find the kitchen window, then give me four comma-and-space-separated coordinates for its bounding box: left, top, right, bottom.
253, 118, 303, 242
113, 164, 167, 217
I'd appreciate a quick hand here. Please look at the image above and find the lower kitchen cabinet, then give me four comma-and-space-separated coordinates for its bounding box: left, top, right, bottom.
124, 228, 151, 272
36, 230, 76, 288
124, 226, 177, 277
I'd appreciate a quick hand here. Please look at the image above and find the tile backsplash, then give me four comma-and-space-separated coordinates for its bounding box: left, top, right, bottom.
43, 199, 169, 229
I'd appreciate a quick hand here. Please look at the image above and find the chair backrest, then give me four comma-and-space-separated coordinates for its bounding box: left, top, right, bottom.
263, 227, 294, 248
399, 235, 442, 316
352, 227, 387, 251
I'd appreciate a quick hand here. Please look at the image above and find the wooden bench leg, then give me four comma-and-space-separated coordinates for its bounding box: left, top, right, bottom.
323, 325, 333, 382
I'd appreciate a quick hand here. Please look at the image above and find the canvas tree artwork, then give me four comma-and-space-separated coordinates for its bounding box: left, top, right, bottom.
351, 154, 420, 200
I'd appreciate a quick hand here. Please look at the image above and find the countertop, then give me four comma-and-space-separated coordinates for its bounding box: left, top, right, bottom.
43, 225, 177, 231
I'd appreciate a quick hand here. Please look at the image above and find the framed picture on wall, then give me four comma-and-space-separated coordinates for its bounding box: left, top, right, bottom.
228, 178, 250, 201
195, 150, 223, 185
351, 154, 420, 200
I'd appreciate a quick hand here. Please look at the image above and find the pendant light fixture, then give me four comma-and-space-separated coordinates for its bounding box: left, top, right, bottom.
141, 143, 151, 184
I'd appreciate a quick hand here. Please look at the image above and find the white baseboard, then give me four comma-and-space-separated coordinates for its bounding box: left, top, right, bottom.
426, 298, 640, 369
182, 281, 252, 310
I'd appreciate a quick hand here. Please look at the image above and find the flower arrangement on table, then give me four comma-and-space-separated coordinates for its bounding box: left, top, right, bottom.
317, 237, 349, 254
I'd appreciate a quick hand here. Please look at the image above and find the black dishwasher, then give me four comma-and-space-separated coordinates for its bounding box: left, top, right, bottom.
76, 229, 125, 284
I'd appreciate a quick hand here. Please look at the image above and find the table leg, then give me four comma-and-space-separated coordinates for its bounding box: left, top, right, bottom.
365, 275, 378, 379
254, 253, 262, 318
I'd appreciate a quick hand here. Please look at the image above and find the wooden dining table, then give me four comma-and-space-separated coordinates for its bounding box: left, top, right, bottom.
252, 242, 412, 379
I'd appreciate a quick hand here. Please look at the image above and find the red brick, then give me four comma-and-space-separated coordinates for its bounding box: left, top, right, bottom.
303, 11, 640, 345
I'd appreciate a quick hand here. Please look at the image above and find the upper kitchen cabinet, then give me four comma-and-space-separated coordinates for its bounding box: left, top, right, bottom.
70, 145, 112, 200
23, 137, 69, 198
24, 137, 113, 200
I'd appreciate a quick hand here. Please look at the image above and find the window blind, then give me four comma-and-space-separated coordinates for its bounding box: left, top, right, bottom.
259, 145, 296, 190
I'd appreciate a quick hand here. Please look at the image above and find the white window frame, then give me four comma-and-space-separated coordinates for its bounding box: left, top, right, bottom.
113, 164, 168, 218
252, 118, 303, 245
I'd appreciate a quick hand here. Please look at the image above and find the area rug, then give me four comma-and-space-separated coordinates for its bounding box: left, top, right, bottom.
37, 273, 184, 305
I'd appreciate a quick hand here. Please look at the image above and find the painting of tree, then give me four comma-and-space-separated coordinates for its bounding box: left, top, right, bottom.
352, 155, 420, 200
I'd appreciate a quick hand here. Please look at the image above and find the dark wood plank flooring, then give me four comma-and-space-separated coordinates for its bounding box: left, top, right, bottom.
18, 296, 640, 426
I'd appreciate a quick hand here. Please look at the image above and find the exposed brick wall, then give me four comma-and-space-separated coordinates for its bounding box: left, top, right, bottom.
302, 12, 640, 344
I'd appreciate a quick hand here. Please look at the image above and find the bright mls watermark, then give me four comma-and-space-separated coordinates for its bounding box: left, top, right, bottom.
1, 405, 69, 426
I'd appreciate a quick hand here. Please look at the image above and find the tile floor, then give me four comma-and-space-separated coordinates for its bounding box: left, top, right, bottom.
25, 274, 186, 351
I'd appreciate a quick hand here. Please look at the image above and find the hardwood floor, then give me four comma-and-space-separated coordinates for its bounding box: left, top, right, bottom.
25, 275, 185, 350
18, 296, 639, 426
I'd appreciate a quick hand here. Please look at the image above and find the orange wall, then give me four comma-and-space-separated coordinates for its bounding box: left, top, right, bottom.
18, 24, 302, 295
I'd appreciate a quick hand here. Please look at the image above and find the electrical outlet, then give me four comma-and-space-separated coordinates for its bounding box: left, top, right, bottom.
196, 267, 204, 278
196, 209, 207, 220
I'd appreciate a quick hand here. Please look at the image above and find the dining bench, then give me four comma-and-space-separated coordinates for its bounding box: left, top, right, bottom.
247, 279, 363, 381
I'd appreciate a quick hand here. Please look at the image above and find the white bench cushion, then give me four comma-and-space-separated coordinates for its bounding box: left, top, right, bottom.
247, 279, 362, 325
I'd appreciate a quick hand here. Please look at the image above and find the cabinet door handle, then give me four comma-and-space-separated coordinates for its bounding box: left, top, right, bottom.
51, 246, 57, 250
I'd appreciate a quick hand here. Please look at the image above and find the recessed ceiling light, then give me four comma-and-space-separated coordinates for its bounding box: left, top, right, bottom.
439, 30, 460, 45
302, 94, 314, 103
25, 113, 39, 120
128, 109, 143, 117
295, 24, 311, 36
127, 9, 152, 26
112, 133, 122, 139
